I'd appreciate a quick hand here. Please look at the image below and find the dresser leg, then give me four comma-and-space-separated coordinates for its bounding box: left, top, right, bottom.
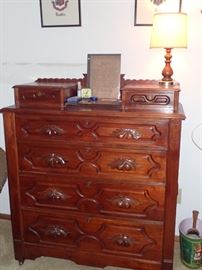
18, 260, 24, 266
162, 259, 173, 270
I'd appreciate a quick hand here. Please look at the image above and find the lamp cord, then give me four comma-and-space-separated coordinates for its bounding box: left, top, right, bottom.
191, 123, 202, 151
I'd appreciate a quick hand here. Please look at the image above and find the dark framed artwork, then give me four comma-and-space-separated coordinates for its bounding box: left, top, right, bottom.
39, 0, 81, 27
134, 0, 182, 26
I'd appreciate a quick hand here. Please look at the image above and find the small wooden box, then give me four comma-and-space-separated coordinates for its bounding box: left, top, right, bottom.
14, 79, 77, 109
121, 80, 180, 112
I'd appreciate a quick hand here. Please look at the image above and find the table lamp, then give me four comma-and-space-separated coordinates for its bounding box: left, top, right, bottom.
150, 12, 187, 86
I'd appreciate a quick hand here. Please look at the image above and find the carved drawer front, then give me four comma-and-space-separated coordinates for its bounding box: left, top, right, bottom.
20, 175, 165, 220
23, 211, 163, 261
15, 115, 168, 148
18, 143, 166, 181
16, 88, 60, 108
120, 83, 180, 112
14, 83, 77, 109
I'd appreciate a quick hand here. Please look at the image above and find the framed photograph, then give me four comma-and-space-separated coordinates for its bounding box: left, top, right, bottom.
87, 54, 121, 99
134, 0, 182, 26
39, 0, 81, 27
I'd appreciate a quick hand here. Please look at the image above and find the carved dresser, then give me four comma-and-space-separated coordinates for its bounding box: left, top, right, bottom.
0, 78, 185, 270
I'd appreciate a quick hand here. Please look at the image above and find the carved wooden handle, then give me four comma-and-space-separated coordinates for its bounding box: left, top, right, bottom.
22, 92, 56, 101
109, 158, 136, 171
42, 126, 64, 136
46, 188, 66, 201
22, 91, 43, 100
131, 94, 170, 106
33, 91, 43, 98
45, 153, 67, 167
115, 235, 132, 247
46, 225, 68, 238
112, 128, 141, 140
112, 196, 132, 209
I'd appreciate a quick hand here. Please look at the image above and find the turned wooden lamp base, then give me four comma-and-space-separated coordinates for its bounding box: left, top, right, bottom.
159, 48, 177, 86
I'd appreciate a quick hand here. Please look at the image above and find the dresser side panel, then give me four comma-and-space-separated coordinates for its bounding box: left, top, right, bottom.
162, 119, 182, 270
2, 112, 24, 262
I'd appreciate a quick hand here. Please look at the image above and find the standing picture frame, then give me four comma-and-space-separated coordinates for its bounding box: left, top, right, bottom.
39, 0, 81, 27
134, 0, 182, 26
87, 54, 121, 100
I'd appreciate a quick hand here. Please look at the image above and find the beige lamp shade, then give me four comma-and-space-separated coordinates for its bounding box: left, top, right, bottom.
150, 12, 188, 48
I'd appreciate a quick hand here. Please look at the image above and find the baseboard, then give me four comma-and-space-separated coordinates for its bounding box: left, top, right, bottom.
0, 213, 11, 220
175, 235, 180, 242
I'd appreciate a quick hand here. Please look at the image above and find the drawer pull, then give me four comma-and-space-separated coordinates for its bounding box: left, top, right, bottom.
22, 92, 56, 101
112, 196, 133, 209
109, 158, 136, 171
113, 235, 132, 247
112, 128, 141, 140
45, 153, 67, 167
46, 188, 66, 201
41, 126, 64, 136
87, 217, 92, 223
85, 181, 92, 187
33, 91, 43, 98
45, 225, 69, 238
131, 94, 170, 106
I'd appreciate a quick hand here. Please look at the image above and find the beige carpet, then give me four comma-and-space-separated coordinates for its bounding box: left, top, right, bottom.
0, 219, 188, 270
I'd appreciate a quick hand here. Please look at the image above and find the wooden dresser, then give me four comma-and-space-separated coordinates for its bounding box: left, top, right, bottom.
0, 79, 185, 270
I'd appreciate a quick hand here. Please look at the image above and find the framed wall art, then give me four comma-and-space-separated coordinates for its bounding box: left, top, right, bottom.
134, 0, 182, 26
39, 0, 81, 27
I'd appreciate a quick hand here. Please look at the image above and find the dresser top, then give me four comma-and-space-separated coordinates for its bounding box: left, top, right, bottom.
0, 78, 185, 119
0, 103, 185, 120
13, 81, 77, 89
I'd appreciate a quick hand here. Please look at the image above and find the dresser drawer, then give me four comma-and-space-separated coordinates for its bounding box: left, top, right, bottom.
15, 115, 168, 148
14, 83, 77, 109
22, 211, 163, 261
20, 175, 165, 220
18, 143, 166, 181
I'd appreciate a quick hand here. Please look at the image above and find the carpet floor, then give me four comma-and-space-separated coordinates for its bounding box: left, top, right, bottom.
0, 219, 189, 270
